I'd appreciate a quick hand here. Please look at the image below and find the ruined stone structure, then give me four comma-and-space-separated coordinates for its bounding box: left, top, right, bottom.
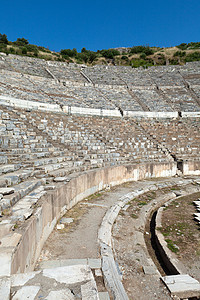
0, 53, 200, 299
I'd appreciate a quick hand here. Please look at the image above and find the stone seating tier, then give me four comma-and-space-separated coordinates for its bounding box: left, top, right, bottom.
1, 105, 178, 214
139, 118, 200, 160
0, 58, 200, 112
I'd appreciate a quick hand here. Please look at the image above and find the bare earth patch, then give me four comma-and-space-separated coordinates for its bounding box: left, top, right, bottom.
113, 187, 174, 299
159, 191, 200, 281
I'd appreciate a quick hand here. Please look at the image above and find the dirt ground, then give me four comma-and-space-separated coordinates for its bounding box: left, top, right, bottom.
159, 191, 200, 281
36, 182, 146, 262
112, 186, 175, 300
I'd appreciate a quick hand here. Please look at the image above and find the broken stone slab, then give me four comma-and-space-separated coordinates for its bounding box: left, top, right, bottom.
57, 224, 64, 230
12, 285, 40, 300
0, 222, 13, 239
0, 187, 14, 195
46, 289, 75, 300
194, 216, 200, 222
161, 274, 200, 298
95, 269, 102, 277
122, 204, 130, 211
60, 217, 74, 224
99, 292, 110, 300
194, 213, 200, 218
0, 277, 10, 300
81, 280, 99, 300
143, 265, 159, 275
44, 185, 56, 190
194, 180, 200, 185
53, 176, 70, 182
0, 233, 22, 248
11, 271, 40, 287
173, 191, 182, 197
43, 265, 93, 285
0, 179, 7, 188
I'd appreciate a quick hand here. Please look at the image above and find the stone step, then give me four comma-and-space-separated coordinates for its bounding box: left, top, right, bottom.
0, 179, 43, 213
7, 150, 68, 163
0, 164, 21, 176
0, 155, 8, 164
5, 264, 99, 300
45, 168, 72, 179
0, 168, 34, 187
24, 156, 69, 168
35, 161, 74, 174
11, 185, 46, 221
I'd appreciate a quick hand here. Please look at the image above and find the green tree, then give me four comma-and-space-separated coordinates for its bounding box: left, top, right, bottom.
81, 47, 87, 53
0, 33, 8, 44
177, 43, 188, 50
15, 38, 29, 46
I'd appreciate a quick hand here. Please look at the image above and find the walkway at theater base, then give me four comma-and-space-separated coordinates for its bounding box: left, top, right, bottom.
2, 175, 200, 299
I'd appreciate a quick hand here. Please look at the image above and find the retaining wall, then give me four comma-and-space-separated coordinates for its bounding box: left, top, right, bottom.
182, 160, 200, 175
1, 162, 176, 277
1, 95, 200, 118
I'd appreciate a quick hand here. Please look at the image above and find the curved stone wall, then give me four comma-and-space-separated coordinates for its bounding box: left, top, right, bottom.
0, 161, 177, 276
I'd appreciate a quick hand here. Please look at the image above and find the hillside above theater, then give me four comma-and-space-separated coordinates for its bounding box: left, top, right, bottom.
0, 34, 200, 67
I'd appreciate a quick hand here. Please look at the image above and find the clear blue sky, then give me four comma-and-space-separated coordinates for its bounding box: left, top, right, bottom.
1, 0, 199, 52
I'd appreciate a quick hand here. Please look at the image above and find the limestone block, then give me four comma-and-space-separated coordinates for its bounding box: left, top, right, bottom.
0, 188, 15, 196
0, 233, 21, 248
161, 274, 200, 298
53, 177, 69, 182
81, 280, 99, 300
43, 265, 93, 285
11, 271, 40, 287
0, 277, 10, 300
12, 285, 40, 300
99, 292, 110, 300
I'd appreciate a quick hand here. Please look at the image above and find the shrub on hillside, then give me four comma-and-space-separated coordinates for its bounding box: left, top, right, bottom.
187, 42, 200, 49
169, 58, 179, 65
173, 51, 186, 57
131, 58, 154, 68
185, 52, 200, 62
0, 43, 7, 51
14, 37, 29, 46
99, 49, 120, 59
60, 48, 77, 57
121, 55, 129, 60
21, 47, 27, 54
130, 46, 153, 56
177, 43, 188, 50
140, 53, 147, 59
26, 44, 38, 52
177, 42, 200, 50
9, 47, 15, 54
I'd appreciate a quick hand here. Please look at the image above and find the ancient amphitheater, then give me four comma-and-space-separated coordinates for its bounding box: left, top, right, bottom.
0, 53, 200, 300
